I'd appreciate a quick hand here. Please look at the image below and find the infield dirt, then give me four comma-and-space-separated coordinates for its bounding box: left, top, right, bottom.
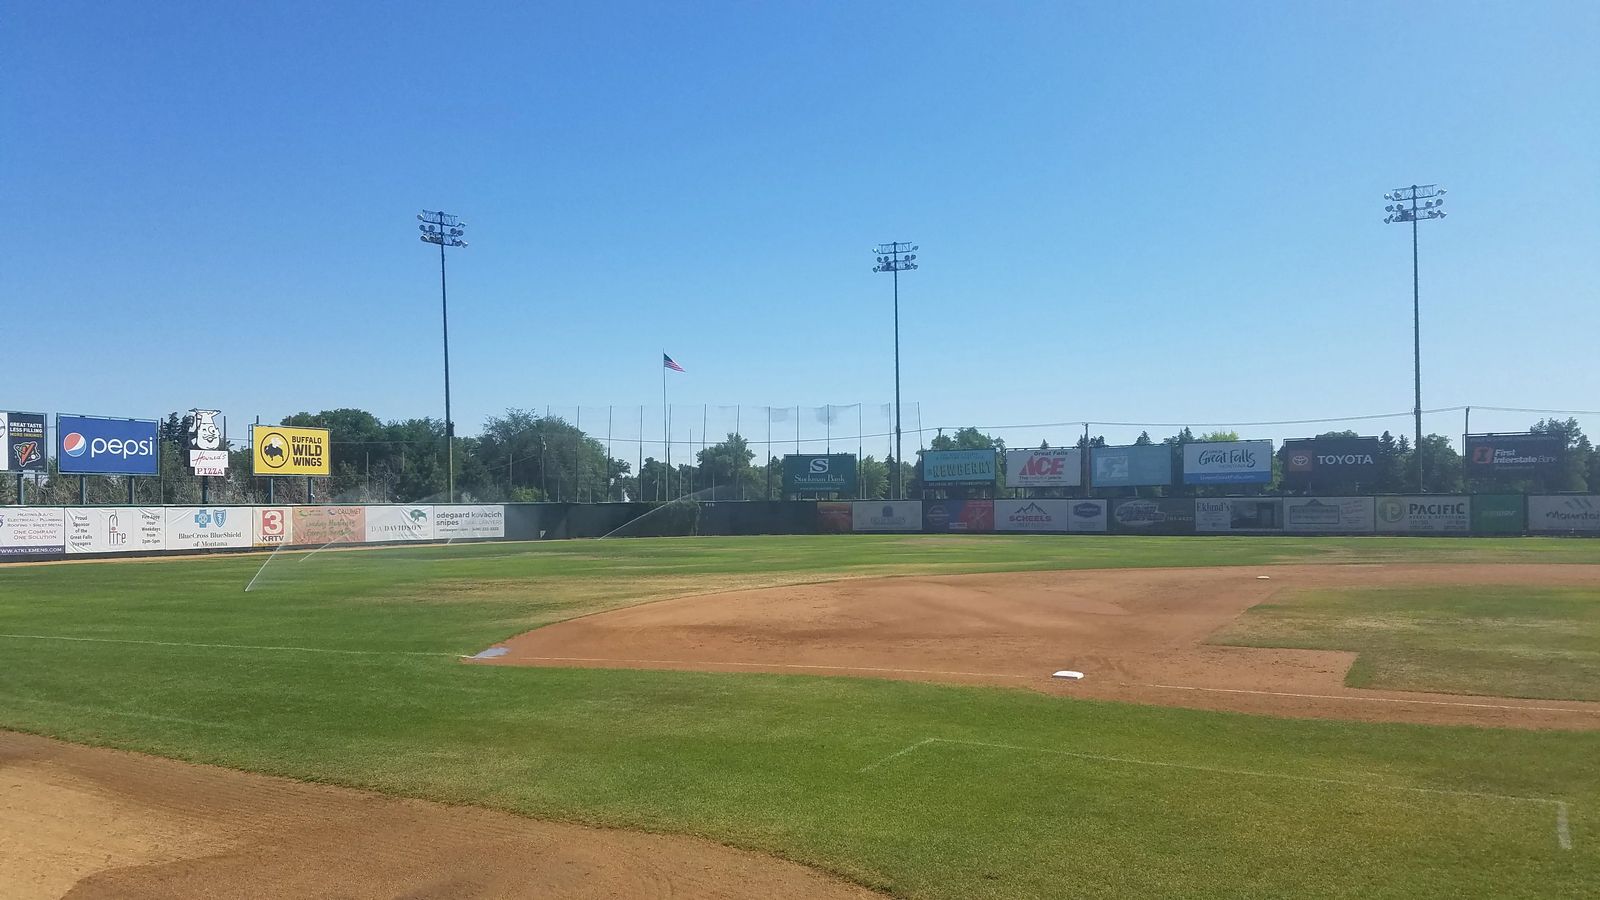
484, 564, 1600, 729
0, 731, 877, 900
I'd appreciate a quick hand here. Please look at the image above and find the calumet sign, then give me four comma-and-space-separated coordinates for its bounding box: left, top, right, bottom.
55, 414, 160, 476
1183, 440, 1272, 485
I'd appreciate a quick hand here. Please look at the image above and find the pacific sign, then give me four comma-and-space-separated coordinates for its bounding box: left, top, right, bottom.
1004, 448, 1082, 488
1182, 440, 1272, 485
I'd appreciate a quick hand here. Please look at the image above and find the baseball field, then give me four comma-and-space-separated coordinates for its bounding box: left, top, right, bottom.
2, 535, 1598, 898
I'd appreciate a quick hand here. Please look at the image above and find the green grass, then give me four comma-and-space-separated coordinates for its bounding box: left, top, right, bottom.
1215, 584, 1600, 702
2, 535, 1598, 899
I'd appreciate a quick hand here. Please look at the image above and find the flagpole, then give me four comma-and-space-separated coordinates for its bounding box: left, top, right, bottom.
662, 355, 670, 500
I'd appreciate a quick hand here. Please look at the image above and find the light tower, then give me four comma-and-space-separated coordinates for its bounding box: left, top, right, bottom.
873, 242, 918, 499
1383, 185, 1446, 492
418, 210, 467, 503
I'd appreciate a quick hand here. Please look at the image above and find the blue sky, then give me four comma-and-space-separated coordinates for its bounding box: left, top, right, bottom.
5, 2, 1597, 456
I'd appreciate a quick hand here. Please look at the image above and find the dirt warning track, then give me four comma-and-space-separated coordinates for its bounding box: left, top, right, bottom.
483, 564, 1600, 729
0, 731, 876, 900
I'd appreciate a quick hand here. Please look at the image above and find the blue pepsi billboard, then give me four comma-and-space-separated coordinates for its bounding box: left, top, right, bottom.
56, 415, 161, 476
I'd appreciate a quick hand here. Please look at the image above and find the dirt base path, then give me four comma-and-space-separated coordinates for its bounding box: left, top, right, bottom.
0, 731, 877, 900
484, 564, 1600, 729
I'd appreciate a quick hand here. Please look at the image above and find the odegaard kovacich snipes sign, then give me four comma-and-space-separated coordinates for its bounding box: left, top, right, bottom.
1182, 440, 1272, 485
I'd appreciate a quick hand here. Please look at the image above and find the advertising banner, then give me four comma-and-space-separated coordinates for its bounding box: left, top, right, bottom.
365, 505, 435, 542
782, 454, 858, 494
165, 506, 252, 551
291, 505, 366, 545
254, 507, 293, 547
1090, 445, 1171, 487
1066, 499, 1108, 532
851, 500, 922, 532
187, 410, 228, 475
66, 507, 165, 554
1183, 440, 1273, 485
2, 412, 48, 472
1196, 498, 1283, 533
251, 425, 332, 476
56, 415, 160, 476
816, 501, 853, 533
994, 499, 1072, 532
923, 499, 994, 533
434, 505, 505, 539
1110, 498, 1196, 534
1465, 434, 1564, 479
1528, 496, 1600, 534
0, 508, 66, 558
1281, 438, 1380, 487
1283, 497, 1375, 533
1374, 496, 1470, 533
922, 449, 998, 484
1471, 495, 1526, 535
1004, 448, 1083, 488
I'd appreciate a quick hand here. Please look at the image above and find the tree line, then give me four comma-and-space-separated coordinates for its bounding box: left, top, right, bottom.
5, 408, 1595, 505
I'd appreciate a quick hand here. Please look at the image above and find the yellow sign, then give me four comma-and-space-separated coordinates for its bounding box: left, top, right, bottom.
251, 425, 331, 475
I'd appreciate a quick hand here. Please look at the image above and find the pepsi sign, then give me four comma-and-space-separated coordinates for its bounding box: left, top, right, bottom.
56, 414, 161, 476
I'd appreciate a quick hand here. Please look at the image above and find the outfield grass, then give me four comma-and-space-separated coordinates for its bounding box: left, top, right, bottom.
1215, 584, 1600, 702
2, 535, 1598, 899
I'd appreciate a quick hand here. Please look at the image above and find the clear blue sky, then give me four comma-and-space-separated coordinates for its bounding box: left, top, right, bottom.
5, 2, 1597, 455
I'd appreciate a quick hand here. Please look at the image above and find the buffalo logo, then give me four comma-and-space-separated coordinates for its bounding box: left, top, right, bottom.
62, 432, 88, 458
408, 508, 428, 523
259, 433, 289, 469
12, 441, 40, 468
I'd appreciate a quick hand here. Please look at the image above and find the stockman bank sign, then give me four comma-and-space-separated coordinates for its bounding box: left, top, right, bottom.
782, 454, 858, 494
1004, 448, 1082, 488
56, 415, 160, 476
1529, 496, 1600, 533
921, 449, 997, 484
66, 508, 165, 554
1375, 496, 1470, 533
1, 412, 48, 472
851, 501, 921, 532
1183, 440, 1272, 485
251, 425, 331, 476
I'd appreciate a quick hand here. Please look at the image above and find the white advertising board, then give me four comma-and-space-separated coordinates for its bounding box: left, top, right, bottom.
165, 506, 253, 550
1003, 448, 1083, 488
1283, 497, 1375, 533
851, 500, 922, 532
1528, 496, 1600, 533
66, 507, 165, 554
1374, 496, 1470, 533
0, 508, 65, 558
365, 505, 435, 542
1183, 440, 1273, 485
253, 507, 293, 547
1195, 498, 1283, 533
433, 505, 505, 539
188, 449, 230, 477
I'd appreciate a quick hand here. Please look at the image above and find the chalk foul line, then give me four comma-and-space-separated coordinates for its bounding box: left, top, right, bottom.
506, 654, 1036, 680
0, 633, 450, 658
860, 737, 1574, 850
1139, 683, 1599, 715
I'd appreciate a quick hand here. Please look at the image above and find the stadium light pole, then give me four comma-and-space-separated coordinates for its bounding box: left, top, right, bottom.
1383, 185, 1445, 492
873, 242, 917, 499
418, 210, 467, 503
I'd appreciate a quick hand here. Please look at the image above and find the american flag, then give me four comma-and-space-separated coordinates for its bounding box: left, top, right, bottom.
663, 353, 685, 372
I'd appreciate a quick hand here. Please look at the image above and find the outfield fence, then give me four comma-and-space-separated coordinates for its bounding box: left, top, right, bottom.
3, 494, 1598, 562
